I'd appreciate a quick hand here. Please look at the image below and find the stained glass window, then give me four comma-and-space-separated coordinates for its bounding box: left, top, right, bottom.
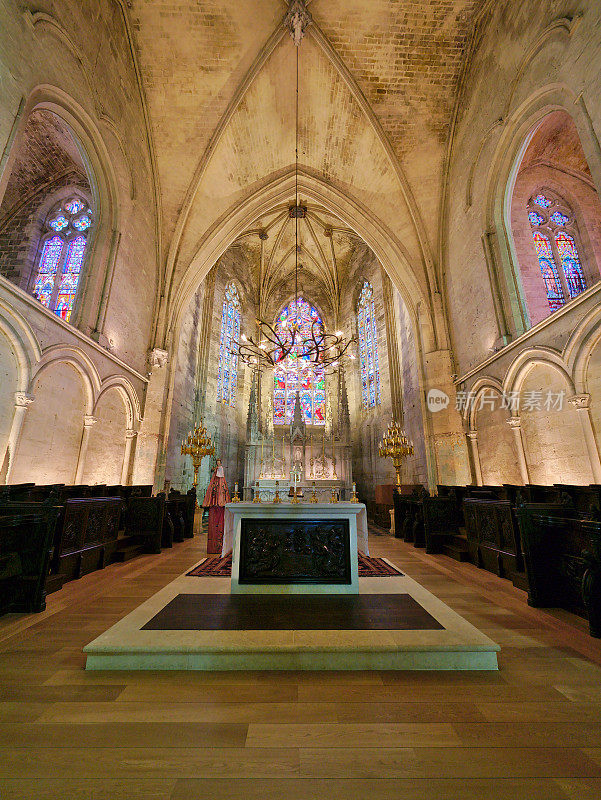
532, 232, 565, 311
55, 236, 85, 322
216, 283, 241, 407
527, 192, 587, 312
356, 281, 381, 409
32, 195, 92, 322
555, 231, 586, 298
549, 211, 569, 226
33, 236, 63, 308
272, 298, 325, 425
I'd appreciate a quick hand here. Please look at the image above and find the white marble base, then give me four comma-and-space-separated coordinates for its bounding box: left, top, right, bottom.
84, 559, 500, 671
228, 502, 365, 595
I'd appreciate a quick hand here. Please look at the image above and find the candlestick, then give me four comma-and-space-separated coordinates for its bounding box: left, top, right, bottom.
232, 482, 240, 503
273, 480, 282, 504
350, 481, 359, 503
259, 432, 264, 479
180, 418, 215, 507
272, 429, 275, 479
332, 428, 338, 479
378, 421, 414, 489
310, 480, 318, 503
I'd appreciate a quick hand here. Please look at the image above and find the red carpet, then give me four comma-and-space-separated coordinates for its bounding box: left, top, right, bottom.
187, 552, 403, 578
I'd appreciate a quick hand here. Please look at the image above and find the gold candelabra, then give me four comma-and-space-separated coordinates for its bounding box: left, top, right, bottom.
181, 419, 215, 504
378, 421, 414, 490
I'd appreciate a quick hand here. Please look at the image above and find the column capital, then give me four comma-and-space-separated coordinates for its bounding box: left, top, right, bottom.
507, 416, 522, 429
125, 429, 138, 439
14, 392, 35, 407
148, 348, 168, 371
83, 415, 98, 427
466, 430, 478, 440
568, 393, 591, 410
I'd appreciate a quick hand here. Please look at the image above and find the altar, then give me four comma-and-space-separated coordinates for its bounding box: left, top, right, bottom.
224, 501, 367, 594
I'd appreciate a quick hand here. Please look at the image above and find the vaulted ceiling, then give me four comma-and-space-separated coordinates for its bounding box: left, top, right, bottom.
128, 0, 484, 272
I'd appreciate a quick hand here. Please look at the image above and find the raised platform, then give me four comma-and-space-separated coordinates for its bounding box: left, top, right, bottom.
83, 557, 499, 671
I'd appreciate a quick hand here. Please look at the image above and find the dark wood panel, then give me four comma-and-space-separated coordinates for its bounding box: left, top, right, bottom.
142, 593, 444, 631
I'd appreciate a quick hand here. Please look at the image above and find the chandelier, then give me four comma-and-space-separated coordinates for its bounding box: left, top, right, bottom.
235, 2, 354, 372
378, 421, 414, 490
181, 419, 215, 501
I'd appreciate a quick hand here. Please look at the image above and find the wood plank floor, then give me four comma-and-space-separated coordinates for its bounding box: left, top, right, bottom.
1, 521, 601, 799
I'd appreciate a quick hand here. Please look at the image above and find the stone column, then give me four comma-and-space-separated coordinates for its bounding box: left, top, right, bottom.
133, 348, 169, 489
121, 429, 138, 486
466, 431, 483, 486
74, 415, 97, 484
4, 392, 35, 483
507, 416, 529, 484
568, 394, 601, 483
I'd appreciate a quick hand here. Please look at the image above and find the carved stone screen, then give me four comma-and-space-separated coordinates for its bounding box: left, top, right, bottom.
239, 518, 352, 584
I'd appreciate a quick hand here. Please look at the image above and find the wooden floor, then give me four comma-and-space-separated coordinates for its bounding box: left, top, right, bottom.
1, 523, 601, 799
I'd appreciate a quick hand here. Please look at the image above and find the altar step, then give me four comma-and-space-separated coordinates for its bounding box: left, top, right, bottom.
84, 560, 500, 672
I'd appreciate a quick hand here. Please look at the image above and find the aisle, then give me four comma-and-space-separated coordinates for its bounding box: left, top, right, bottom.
0, 528, 600, 799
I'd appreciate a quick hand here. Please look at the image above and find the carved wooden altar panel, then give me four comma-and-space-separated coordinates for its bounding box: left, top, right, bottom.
239, 518, 351, 584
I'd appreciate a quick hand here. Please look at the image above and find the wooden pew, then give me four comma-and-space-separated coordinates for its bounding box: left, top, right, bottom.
463, 497, 524, 584
422, 494, 470, 561
517, 502, 601, 637
0, 502, 60, 614
52, 497, 123, 580
122, 494, 165, 557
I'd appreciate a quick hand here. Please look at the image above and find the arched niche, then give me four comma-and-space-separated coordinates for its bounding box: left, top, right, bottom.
586, 337, 601, 453
10, 361, 86, 485
82, 388, 128, 485
0, 331, 19, 480
473, 388, 521, 485
508, 109, 601, 328
519, 363, 592, 485
0, 108, 93, 320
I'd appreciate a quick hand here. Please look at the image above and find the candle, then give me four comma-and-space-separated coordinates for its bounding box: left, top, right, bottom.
235, 483, 239, 493
353, 482, 356, 492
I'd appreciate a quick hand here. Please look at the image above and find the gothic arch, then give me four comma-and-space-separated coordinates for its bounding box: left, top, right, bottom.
465, 376, 505, 432
31, 344, 100, 415
484, 86, 601, 338
167, 170, 436, 356
0, 300, 42, 392
503, 347, 575, 398
0, 85, 121, 333
95, 376, 142, 431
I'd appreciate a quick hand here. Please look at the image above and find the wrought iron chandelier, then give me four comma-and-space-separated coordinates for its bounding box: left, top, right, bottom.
235, 2, 354, 372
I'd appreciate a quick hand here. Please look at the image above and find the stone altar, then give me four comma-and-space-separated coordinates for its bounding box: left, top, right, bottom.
224, 502, 367, 594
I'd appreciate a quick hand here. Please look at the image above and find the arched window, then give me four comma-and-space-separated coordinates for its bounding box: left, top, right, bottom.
31, 196, 92, 322
527, 192, 586, 313
273, 298, 325, 425
356, 281, 381, 409
216, 283, 241, 407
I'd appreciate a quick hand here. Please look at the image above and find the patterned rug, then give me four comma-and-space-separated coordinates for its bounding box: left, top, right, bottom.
187, 552, 403, 578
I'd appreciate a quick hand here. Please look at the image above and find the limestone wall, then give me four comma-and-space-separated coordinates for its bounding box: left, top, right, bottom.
0, 0, 157, 485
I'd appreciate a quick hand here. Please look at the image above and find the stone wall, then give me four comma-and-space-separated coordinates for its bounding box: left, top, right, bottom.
164, 247, 257, 499
0, 0, 158, 485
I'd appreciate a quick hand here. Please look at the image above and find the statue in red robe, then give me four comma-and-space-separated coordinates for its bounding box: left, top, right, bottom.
202, 459, 230, 554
